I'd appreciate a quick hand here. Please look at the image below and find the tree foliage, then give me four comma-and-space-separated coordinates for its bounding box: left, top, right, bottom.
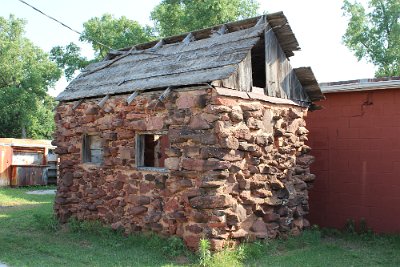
151, 0, 260, 37
0, 15, 61, 139
51, 14, 154, 79
50, 43, 90, 81
342, 0, 400, 77
80, 14, 155, 58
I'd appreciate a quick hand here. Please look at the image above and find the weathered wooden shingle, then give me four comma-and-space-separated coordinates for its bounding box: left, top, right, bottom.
56, 12, 321, 103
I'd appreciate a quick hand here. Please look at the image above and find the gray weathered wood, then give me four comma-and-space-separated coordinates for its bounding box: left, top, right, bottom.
265, 26, 310, 103
97, 94, 109, 108
182, 33, 195, 45
80, 38, 259, 81
255, 15, 266, 27
56, 12, 317, 102
294, 67, 325, 101
58, 64, 238, 101
59, 37, 259, 101
218, 24, 228, 35
265, 25, 277, 97
135, 134, 144, 167
158, 87, 172, 102
126, 91, 140, 105
214, 86, 304, 106
149, 39, 164, 52
82, 134, 90, 163
89, 135, 103, 164
83, 26, 264, 73
113, 12, 298, 58
212, 51, 252, 92
72, 99, 83, 110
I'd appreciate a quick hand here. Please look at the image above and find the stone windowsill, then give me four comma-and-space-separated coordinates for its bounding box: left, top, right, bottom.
137, 167, 168, 173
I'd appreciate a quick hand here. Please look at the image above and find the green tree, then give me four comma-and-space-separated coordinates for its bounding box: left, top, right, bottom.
151, 0, 260, 37
81, 14, 154, 58
342, 0, 400, 77
50, 42, 90, 81
51, 14, 154, 80
0, 15, 61, 139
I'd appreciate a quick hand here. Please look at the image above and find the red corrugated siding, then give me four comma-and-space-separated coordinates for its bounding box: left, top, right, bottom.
307, 88, 400, 233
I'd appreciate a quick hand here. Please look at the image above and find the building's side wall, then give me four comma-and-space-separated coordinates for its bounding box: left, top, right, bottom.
0, 145, 12, 186
54, 88, 314, 249
307, 89, 400, 233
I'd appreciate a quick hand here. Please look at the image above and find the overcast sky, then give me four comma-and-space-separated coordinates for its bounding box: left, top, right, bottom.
1, 0, 375, 97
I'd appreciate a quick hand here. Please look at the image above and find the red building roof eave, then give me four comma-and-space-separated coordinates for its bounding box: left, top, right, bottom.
320, 77, 400, 94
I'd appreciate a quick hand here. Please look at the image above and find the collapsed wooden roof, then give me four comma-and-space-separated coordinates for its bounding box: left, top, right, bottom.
56, 12, 322, 102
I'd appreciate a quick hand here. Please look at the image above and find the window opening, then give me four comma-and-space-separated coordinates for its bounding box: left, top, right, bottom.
136, 133, 169, 169
251, 38, 266, 89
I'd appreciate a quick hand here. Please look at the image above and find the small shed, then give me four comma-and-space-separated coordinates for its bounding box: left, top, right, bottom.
54, 12, 323, 249
307, 77, 400, 233
0, 138, 57, 186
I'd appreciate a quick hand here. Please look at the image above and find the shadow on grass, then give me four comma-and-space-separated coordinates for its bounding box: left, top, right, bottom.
0, 189, 194, 267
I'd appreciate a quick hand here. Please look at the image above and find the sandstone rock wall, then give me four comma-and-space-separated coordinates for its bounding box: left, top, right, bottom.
54, 87, 315, 250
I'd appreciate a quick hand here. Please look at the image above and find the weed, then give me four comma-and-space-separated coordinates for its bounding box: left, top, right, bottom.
198, 238, 211, 267
358, 218, 374, 236
345, 218, 356, 234
206, 247, 245, 267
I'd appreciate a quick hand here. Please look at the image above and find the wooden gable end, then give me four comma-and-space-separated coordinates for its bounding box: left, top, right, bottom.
265, 26, 310, 103
211, 51, 253, 92
211, 24, 311, 104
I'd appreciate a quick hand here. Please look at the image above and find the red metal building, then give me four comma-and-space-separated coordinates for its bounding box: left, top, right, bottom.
307, 77, 400, 233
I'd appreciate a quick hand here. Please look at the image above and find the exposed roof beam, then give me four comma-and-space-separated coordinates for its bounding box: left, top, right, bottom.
97, 94, 110, 108
158, 87, 172, 102
255, 15, 266, 26
72, 99, 83, 110
211, 24, 227, 37
149, 39, 164, 52
182, 32, 195, 45
127, 91, 139, 105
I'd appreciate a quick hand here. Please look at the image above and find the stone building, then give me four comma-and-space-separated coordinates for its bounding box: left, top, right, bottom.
54, 12, 324, 249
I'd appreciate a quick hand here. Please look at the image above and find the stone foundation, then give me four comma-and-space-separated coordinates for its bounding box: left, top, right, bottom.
54, 87, 315, 250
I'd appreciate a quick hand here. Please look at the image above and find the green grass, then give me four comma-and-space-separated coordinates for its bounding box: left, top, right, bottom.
0, 187, 191, 267
1, 187, 400, 267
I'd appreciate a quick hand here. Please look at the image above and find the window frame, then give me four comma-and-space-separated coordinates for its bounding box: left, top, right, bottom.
135, 131, 168, 173
82, 133, 103, 165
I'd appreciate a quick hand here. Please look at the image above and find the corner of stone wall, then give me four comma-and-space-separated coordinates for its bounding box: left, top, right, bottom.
174, 90, 316, 250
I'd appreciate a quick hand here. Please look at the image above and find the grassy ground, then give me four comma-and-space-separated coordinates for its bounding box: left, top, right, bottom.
0, 187, 399, 267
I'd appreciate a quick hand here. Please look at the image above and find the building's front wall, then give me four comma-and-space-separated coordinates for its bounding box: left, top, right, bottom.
307, 88, 400, 233
55, 88, 315, 249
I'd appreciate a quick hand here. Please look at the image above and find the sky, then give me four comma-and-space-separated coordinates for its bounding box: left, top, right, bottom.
1, 0, 376, 97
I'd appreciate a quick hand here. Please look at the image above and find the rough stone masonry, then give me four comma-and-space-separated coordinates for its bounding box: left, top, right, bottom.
54, 87, 315, 250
